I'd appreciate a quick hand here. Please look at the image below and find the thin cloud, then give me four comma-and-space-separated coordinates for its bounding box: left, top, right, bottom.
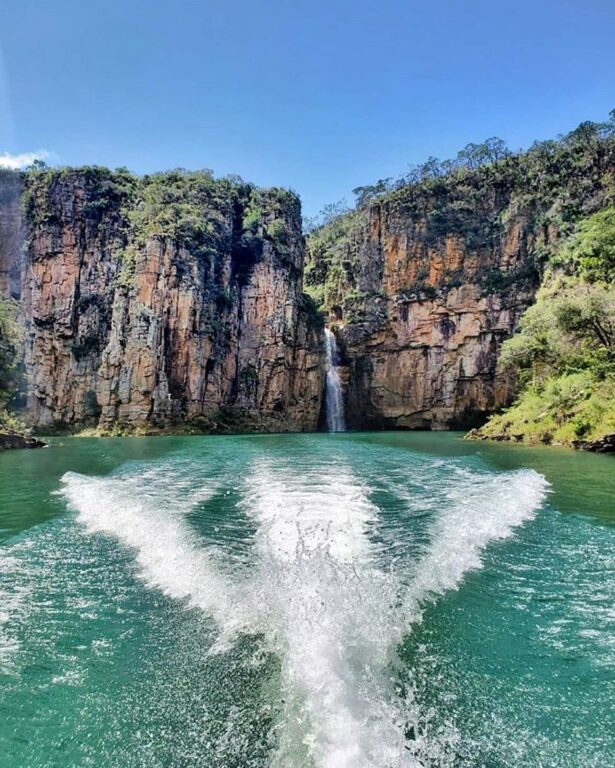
0, 149, 54, 169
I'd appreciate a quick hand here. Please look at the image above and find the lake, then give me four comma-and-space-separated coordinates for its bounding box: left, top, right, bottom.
1, 432, 613, 767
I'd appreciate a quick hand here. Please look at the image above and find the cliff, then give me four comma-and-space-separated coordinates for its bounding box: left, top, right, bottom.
0, 171, 24, 299
305, 132, 615, 429
0, 168, 324, 433
1, 124, 613, 437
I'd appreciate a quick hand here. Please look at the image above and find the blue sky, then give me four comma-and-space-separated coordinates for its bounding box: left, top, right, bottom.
1, 0, 614, 216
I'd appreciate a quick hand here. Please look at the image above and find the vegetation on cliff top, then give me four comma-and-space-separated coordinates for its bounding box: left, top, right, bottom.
305, 112, 615, 316
472, 206, 615, 447
20, 166, 304, 289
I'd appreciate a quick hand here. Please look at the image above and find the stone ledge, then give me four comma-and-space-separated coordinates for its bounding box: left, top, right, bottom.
0, 431, 47, 451
572, 434, 615, 454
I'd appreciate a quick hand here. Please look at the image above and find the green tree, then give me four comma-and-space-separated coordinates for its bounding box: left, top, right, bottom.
500, 276, 614, 377
0, 297, 24, 410
565, 207, 615, 283
303, 200, 350, 234
352, 179, 393, 208
554, 286, 614, 350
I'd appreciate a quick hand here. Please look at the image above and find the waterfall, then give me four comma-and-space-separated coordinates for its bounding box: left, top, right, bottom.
324, 328, 346, 432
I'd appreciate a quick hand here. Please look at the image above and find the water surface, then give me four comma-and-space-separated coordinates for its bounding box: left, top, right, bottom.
1, 432, 613, 767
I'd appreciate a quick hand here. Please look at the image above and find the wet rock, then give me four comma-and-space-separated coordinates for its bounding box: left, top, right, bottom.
572, 434, 615, 454
0, 430, 46, 450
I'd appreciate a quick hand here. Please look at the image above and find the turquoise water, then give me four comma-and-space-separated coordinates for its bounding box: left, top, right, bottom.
0, 432, 613, 767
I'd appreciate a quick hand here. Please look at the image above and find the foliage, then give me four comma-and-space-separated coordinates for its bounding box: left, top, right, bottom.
476, 202, 615, 446
303, 200, 350, 234
476, 373, 615, 446
498, 274, 614, 378
352, 179, 395, 209
115, 244, 139, 288
23, 165, 137, 226
300, 293, 325, 330
562, 206, 615, 283
0, 407, 27, 432
342, 290, 387, 324
349, 137, 513, 209
126, 169, 238, 262
480, 258, 540, 296
0, 297, 24, 409
304, 210, 362, 309
242, 187, 298, 261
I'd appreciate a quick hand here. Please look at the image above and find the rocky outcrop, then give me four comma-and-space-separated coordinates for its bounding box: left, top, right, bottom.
0, 430, 46, 450
572, 434, 615, 454
2, 133, 613, 437
1, 168, 324, 432
313, 205, 541, 429
306, 140, 615, 429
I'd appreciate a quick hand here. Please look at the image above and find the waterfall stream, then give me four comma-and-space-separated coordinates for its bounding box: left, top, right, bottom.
324, 328, 346, 432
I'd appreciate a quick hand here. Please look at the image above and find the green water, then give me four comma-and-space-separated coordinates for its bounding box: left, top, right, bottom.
0, 432, 613, 767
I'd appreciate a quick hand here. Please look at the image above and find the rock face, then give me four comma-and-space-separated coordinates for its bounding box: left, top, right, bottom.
0, 430, 46, 451
311, 206, 541, 429
572, 434, 615, 454
306, 141, 615, 429
2, 135, 613, 436
0, 171, 24, 298
1, 169, 324, 432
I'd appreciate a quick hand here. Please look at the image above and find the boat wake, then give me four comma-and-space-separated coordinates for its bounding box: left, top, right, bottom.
59, 451, 549, 767
60, 465, 242, 641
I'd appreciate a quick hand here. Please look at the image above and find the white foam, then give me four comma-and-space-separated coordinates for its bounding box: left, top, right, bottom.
0, 549, 32, 674
241, 458, 374, 563
57, 454, 549, 768
60, 469, 241, 641
239, 459, 419, 768
404, 468, 549, 617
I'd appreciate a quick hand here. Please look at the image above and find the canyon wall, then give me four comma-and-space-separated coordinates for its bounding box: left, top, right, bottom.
306, 137, 615, 429
0, 168, 324, 432
0, 171, 23, 298
2, 132, 613, 435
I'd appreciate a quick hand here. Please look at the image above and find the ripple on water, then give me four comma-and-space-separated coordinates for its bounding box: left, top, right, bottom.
0, 435, 612, 768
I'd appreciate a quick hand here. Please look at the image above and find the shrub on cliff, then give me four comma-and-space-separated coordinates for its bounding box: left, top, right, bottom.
0, 297, 23, 408
473, 207, 615, 447
563, 206, 615, 283
127, 169, 241, 263
23, 166, 137, 227
0, 297, 27, 431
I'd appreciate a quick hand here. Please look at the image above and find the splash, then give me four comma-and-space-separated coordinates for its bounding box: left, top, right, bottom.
239, 459, 414, 767
58, 453, 549, 767
0, 549, 32, 674
404, 467, 549, 617
60, 467, 242, 643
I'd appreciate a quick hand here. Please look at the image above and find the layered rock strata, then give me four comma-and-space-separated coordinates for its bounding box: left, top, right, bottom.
0, 169, 324, 432
306, 141, 615, 428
